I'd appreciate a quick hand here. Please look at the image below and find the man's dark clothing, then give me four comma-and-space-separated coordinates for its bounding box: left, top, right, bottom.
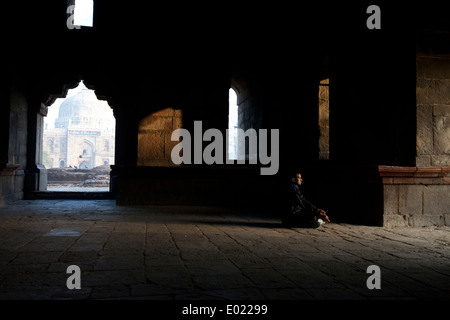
282, 183, 321, 227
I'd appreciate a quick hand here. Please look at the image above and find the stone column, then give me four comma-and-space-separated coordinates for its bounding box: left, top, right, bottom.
25, 102, 48, 192
110, 105, 138, 197
0, 83, 10, 168
0, 82, 23, 203
2, 82, 27, 202
112, 105, 138, 168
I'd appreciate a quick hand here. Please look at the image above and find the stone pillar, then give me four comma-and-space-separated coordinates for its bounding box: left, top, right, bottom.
0, 164, 25, 204
0, 83, 10, 168
1, 82, 27, 203
0, 82, 22, 203
110, 106, 138, 198
25, 102, 48, 192
113, 107, 138, 168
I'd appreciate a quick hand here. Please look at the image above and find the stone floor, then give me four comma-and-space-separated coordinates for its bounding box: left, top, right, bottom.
0, 200, 449, 300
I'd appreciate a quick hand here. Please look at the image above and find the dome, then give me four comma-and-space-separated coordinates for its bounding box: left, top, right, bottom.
55, 89, 115, 129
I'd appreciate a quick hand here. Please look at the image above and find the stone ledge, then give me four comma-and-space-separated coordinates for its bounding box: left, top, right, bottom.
378, 166, 450, 184
0, 163, 24, 176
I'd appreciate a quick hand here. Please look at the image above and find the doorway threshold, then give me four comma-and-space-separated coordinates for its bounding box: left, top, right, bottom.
25, 191, 115, 200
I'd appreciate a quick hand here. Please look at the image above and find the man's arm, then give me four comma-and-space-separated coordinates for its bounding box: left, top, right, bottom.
295, 190, 317, 212
294, 189, 318, 215
296, 189, 330, 222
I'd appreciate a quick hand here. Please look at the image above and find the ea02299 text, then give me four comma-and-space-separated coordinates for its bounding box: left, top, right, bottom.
226, 304, 268, 315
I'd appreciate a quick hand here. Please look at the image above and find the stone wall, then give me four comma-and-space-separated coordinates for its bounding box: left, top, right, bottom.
113, 165, 280, 207
237, 93, 262, 133
416, 55, 450, 166
137, 108, 183, 167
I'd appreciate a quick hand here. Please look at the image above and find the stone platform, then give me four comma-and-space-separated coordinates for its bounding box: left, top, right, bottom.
0, 200, 449, 300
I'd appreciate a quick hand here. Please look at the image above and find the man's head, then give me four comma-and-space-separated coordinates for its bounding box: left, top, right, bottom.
292, 172, 303, 186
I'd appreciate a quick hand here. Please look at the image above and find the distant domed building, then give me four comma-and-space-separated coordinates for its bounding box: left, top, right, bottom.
43, 89, 115, 169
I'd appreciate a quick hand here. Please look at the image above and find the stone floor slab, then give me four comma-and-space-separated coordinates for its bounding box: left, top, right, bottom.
0, 200, 449, 300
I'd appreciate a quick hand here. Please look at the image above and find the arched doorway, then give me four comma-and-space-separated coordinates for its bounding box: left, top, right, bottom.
43, 81, 116, 192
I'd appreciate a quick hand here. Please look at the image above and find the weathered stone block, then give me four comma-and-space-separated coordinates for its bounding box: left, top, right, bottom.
445, 214, 450, 225
434, 105, 450, 116
383, 185, 399, 215
434, 116, 450, 154
416, 155, 431, 167
137, 131, 165, 164
423, 185, 450, 215
416, 105, 433, 155
383, 215, 408, 228
416, 79, 450, 105
399, 185, 423, 215
431, 155, 450, 166
409, 214, 445, 227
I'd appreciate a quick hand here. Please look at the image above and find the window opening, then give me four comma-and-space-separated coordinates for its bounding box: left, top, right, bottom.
73, 0, 94, 27
228, 88, 238, 160
319, 78, 330, 160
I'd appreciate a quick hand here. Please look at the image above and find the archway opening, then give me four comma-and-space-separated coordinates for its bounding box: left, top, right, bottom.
43, 81, 115, 192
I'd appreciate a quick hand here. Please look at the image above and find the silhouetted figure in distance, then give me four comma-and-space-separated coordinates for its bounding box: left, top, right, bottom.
282, 171, 330, 228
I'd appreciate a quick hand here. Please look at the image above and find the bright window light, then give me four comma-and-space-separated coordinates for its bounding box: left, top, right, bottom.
228, 88, 238, 160
74, 0, 94, 27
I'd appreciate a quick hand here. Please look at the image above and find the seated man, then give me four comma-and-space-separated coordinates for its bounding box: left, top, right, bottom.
282, 171, 330, 228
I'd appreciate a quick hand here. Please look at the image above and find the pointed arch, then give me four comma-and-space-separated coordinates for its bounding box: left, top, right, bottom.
42, 79, 116, 192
